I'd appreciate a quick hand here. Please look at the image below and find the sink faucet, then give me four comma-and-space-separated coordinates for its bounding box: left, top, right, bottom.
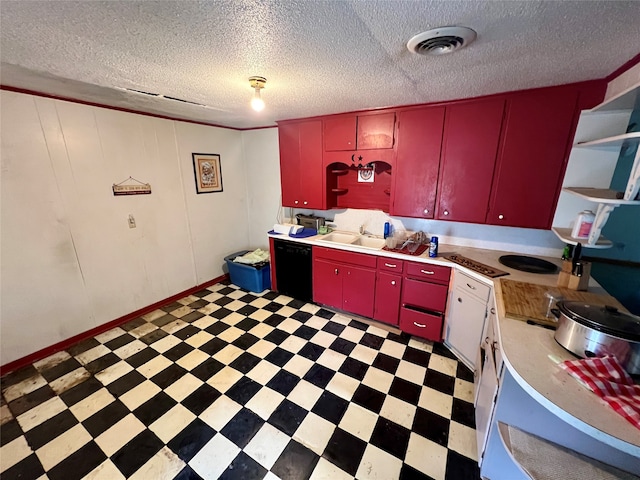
359, 225, 372, 236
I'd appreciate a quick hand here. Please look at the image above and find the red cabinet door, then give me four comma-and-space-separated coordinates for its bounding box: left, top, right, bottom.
343, 265, 376, 318
298, 120, 324, 209
278, 122, 301, 207
374, 272, 402, 325
324, 116, 357, 151
391, 107, 445, 218
278, 120, 324, 209
357, 113, 395, 150
487, 87, 579, 229
324, 113, 395, 152
312, 259, 342, 309
436, 99, 505, 223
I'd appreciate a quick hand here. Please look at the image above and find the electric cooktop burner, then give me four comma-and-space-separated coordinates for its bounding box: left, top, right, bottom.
444, 254, 509, 278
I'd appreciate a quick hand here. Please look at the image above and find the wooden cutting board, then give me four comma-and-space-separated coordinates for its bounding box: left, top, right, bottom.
499, 279, 627, 327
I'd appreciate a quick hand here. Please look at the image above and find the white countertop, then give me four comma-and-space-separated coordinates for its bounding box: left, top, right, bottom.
269, 232, 640, 455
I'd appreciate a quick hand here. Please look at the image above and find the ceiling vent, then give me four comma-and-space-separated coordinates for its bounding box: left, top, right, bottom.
407, 26, 477, 56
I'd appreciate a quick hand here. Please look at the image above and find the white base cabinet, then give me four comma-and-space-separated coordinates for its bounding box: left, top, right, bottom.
444, 271, 491, 370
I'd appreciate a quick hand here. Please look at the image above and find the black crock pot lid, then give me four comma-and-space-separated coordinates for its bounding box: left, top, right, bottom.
558, 301, 640, 341
498, 255, 557, 274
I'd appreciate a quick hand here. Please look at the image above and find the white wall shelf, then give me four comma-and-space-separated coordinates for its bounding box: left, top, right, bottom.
563, 187, 640, 205
553, 76, 639, 249
590, 83, 639, 113
574, 131, 640, 149
551, 227, 612, 248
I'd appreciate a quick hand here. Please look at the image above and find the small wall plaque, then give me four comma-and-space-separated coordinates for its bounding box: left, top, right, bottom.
113, 177, 152, 196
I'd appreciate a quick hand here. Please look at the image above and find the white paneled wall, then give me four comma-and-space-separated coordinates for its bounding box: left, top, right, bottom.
242, 128, 281, 248
1, 93, 93, 365
0, 91, 251, 365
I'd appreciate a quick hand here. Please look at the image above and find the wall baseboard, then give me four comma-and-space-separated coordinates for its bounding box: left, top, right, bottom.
0, 274, 229, 377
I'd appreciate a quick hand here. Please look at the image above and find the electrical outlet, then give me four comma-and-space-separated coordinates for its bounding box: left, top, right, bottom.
128, 214, 136, 228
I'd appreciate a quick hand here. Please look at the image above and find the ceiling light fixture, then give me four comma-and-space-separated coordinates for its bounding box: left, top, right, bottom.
249, 76, 266, 112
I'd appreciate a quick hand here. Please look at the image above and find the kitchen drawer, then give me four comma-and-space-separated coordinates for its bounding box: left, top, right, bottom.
313, 246, 377, 268
456, 271, 491, 302
402, 278, 448, 313
400, 306, 443, 342
405, 261, 451, 285
377, 257, 404, 273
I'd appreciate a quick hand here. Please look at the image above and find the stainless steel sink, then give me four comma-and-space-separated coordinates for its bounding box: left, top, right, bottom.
316, 232, 384, 250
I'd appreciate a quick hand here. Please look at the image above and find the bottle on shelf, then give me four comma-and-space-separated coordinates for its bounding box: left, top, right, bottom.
570, 210, 595, 239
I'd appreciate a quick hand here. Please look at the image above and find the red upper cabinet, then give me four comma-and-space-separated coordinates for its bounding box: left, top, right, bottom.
357, 113, 396, 150
487, 87, 579, 229
436, 99, 505, 223
391, 107, 446, 218
278, 120, 324, 209
324, 116, 357, 151
324, 112, 395, 151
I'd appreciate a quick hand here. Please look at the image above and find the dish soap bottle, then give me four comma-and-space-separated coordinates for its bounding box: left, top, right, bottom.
571, 210, 595, 239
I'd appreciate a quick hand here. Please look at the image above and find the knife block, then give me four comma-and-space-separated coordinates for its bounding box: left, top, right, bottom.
557, 259, 591, 291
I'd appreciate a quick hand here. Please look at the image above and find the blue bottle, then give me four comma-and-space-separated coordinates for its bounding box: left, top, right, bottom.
429, 236, 438, 257
384, 222, 390, 239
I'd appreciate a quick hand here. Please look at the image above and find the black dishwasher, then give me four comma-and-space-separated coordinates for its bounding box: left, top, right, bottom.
273, 239, 313, 302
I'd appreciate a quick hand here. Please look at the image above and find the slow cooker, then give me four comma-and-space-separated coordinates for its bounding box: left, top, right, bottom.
554, 301, 640, 375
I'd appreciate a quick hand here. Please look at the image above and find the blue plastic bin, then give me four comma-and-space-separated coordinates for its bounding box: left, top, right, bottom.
224, 251, 271, 293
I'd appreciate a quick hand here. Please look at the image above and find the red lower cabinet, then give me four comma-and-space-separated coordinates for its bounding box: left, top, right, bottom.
313, 259, 343, 309
343, 266, 376, 318
399, 261, 451, 341
312, 247, 376, 318
312, 249, 451, 337
373, 272, 402, 325
399, 307, 444, 342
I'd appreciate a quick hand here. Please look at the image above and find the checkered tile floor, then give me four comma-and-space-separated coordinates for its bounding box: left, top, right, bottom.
1, 281, 480, 480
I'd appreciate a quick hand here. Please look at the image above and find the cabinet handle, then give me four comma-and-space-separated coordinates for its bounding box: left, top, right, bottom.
423, 208, 429, 215
384, 263, 397, 268
391, 280, 396, 286
484, 336, 490, 345
458, 297, 462, 303
303, 201, 308, 205
490, 307, 496, 314
335, 268, 339, 275
443, 210, 449, 216
466, 283, 476, 290
498, 214, 504, 220
420, 269, 435, 275
413, 321, 426, 328
294, 200, 299, 205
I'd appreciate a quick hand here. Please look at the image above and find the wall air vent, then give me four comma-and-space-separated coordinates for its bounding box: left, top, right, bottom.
407, 26, 477, 56
123, 88, 207, 107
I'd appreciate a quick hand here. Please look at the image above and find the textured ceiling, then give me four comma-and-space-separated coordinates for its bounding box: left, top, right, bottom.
1, 0, 639, 129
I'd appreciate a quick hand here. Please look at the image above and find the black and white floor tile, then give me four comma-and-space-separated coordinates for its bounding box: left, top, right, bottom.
1, 281, 481, 480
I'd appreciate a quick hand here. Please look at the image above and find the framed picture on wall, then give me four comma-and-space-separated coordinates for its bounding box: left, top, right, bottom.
192, 153, 223, 194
